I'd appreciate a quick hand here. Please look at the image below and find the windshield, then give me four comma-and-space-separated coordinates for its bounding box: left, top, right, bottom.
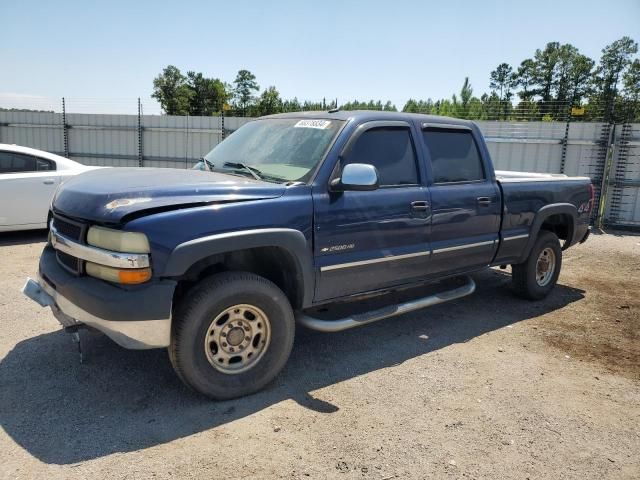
203, 118, 344, 183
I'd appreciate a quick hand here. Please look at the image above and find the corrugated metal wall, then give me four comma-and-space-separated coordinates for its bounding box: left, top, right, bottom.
68, 114, 139, 167
475, 121, 606, 177
0, 112, 253, 169
1, 111, 638, 228
604, 123, 640, 228
0, 111, 65, 153
477, 121, 565, 173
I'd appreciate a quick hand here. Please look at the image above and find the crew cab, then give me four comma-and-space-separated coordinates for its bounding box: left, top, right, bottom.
23, 111, 592, 399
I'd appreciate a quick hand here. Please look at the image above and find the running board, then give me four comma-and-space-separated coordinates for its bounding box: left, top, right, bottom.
296, 276, 476, 332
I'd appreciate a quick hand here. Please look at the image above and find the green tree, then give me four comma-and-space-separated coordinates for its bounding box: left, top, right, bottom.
623, 59, 640, 99
341, 99, 395, 111
548, 44, 594, 117
467, 97, 485, 119
438, 99, 455, 117
490, 64, 516, 119
530, 42, 561, 104
481, 92, 503, 120
402, 99, 419, 112
383, 100, 397, 112
282, 97, 302, 112
490, 63, 516, 101
513, 100, 539, 121
301, 100, 324, 111
459, 77, 473, 118
403, 98, 435, 114
152, 65, 192, 115
233, 69, 259, 116
553, 44, 580, 109
516, 59, 536, 101
420, 99, 435, 114
257, 86, 282, 115
622, 59, 640, 120
567, 53, 595, 105
592, 36, 638, 120
186, 71, 227, 116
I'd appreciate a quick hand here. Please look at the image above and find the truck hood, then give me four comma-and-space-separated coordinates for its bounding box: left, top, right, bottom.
52, 167, 286, 224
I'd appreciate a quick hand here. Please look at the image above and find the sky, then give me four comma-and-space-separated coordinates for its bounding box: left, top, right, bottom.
1, 0, 639, 114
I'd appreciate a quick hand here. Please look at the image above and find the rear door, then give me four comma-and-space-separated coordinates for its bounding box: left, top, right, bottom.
0, 151, 59, 228
420, 124, 500, 275
313, 121, 431, 301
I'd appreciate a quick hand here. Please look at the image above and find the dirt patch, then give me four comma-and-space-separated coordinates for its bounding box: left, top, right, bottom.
540, 251, 640, 380
0, 230, 639, 479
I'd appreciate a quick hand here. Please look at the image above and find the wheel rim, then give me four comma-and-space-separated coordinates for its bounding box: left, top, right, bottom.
535, 247, 556, 287
204, 304, 271, 375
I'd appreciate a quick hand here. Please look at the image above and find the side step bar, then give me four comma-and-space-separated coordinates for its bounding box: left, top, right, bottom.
296, 276, 476, 332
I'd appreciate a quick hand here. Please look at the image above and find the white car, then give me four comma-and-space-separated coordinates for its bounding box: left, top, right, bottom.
0, 144, 97, 232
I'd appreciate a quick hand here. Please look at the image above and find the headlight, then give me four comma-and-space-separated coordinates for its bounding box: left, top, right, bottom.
87, 226, 150, 253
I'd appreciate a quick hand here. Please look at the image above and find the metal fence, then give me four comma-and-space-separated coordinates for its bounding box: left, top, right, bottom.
0, 110, 252, 169
0, 109, 638, 230
604, 123, 640, 228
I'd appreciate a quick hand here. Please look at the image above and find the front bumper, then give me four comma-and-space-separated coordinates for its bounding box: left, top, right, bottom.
22, 246, 176, 349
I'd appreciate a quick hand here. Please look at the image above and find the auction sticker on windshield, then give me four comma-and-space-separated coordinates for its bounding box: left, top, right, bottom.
294, 119, 332, 129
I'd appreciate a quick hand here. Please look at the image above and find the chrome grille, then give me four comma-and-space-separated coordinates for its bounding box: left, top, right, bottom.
56, 251, 81, 273
53, 216, 84, 242
52, 215, 87, 274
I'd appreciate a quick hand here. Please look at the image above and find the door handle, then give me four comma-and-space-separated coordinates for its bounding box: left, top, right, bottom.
477, 197, 492, 206
410, 201, 430, 211
43, 179, 55, 185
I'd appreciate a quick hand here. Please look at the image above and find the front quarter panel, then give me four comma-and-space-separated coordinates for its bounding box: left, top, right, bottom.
124, 186, 314, 283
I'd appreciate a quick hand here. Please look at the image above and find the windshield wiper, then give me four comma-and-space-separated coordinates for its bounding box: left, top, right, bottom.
200, 157, 215, 171
223, 162, 263, 181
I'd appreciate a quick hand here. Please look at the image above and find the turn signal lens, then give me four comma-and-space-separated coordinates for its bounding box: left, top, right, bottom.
118, 269, 152, 284
85, 262, 152, 284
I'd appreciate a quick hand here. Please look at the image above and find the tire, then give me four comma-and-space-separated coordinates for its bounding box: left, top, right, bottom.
169, 271, 295, 400
511, 231, 562, 300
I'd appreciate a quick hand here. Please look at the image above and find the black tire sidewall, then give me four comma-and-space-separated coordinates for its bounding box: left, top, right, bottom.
523, 231, 562, 299
173, 272, 295, 399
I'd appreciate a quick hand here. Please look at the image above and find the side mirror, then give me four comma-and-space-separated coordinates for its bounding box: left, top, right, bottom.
330, 163, 379, 192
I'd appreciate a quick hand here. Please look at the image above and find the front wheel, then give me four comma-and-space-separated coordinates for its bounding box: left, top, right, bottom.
169, 271, 295, 400
511, 231, 562, 300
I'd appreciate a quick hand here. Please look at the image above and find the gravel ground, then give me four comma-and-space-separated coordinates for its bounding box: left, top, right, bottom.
0, 230, 638, 479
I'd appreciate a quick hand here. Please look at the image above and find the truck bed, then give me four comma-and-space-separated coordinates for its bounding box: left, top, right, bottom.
495, 170, 589, 182
493, 170, 592, 266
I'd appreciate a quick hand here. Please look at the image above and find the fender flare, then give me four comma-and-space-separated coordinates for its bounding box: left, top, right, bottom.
162, 228, 315, 308
518, 203, 578, 263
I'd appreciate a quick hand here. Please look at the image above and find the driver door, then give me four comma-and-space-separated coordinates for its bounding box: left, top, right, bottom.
312, 122, 431, 301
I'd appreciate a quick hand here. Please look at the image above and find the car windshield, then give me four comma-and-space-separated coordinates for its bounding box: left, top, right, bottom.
203, 118, 344, 183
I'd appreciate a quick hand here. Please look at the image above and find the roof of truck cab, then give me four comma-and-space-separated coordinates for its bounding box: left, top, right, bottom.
261, 110, 475, 126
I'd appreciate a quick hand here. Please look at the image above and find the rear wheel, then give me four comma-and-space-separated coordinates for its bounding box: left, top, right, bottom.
511, 231, 562, 300
169, 271, 295, 400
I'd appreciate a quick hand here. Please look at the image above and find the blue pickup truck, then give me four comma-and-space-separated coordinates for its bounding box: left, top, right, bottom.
23, 110, 592, 399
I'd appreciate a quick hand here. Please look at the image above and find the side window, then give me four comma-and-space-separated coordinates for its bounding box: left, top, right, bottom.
0, 152, 37, 173
344, 127, 418, 186
0, 152, 13, 173
422, 129, 485, 184
36, 157, 55, 171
